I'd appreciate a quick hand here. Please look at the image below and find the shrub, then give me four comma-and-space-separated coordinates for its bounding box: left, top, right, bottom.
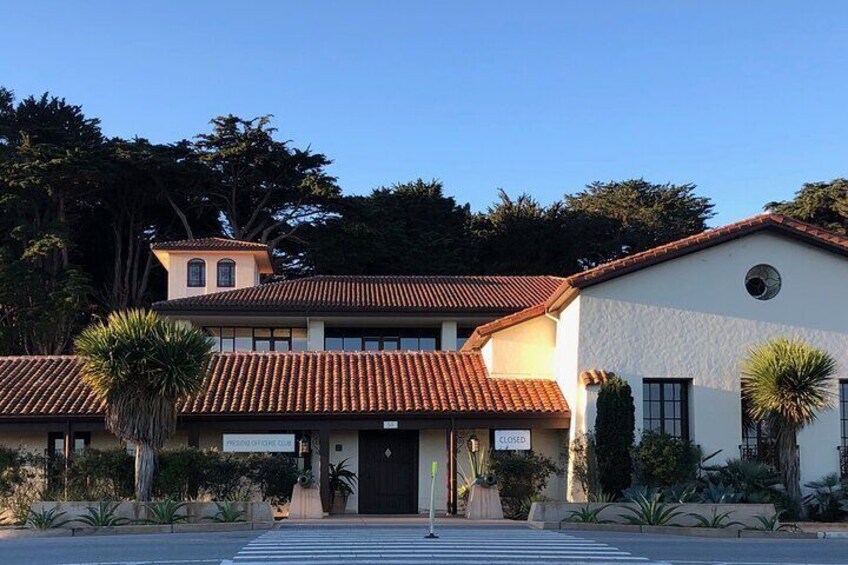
155, 448, 209, 500
489, 450, 561, 520
635, 431, 699, 487
595, 376, 635, 497
248, 454, 299, 504
66, 448, 134, 500
202, 453, 249, 501
702, 458, 781, 503
569, 433, 602, 500
803, 474, 844, 522
0, 448, 45, 524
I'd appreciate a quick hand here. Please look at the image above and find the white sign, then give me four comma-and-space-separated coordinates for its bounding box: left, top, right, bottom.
383, 421, 399, 429
222, 434, 295, 453
494, 429, 531, 451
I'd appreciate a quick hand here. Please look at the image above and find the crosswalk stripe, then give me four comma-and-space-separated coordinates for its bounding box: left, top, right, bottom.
226, 527, 653, 564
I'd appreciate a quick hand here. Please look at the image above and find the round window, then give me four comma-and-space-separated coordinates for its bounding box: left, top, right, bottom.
745, 264, 781, 300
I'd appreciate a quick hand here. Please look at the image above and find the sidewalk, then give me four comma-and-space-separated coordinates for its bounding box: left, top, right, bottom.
280, 514, 527, 528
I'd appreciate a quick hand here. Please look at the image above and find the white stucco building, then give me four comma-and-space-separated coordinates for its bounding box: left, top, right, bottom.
1, 213, 847, 511
466, 213, 848, 499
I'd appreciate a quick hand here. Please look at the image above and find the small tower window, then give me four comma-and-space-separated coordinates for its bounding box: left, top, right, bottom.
217, 259, 236, 288
187, 258, 206, 287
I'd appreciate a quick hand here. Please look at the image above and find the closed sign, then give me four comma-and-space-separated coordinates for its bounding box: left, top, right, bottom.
494, 429, 531, 451
222, 434, 295, 453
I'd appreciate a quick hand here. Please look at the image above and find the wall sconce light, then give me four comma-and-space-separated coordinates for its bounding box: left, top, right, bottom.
467, 434, 480, 454
298, 435, 311, 457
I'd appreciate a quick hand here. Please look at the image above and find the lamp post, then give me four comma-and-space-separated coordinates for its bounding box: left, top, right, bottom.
298, 434, 312, 471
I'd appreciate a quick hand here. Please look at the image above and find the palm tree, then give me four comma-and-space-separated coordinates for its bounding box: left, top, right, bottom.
741, 337, 836, 508
75, 309, 212, 501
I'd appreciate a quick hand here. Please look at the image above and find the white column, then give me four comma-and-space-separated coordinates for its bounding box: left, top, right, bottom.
307, 319, 325, 351
440, 321, 457, 351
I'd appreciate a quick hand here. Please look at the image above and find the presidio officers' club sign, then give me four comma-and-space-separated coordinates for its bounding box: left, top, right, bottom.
222, 433, 296, 453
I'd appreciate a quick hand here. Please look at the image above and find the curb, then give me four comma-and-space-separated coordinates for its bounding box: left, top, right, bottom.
557, 523, 819, 539
0, 521, 273, 540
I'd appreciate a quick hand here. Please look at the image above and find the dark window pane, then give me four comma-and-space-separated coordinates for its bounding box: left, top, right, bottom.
254, 328, 272, 338
254, 339, 271, 352
419, 337, 437, 351
325, 337, 343, 350
273, 339, 290, 352
187, 259, 206, 287
364, 339, 380, 351
400, 337, 418, 350
343, 337, 363, 351
217, 260, 235, 287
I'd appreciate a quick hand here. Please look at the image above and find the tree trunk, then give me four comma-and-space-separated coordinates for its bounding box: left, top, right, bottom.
778, 427, 801, 510
135, 441, 156, 502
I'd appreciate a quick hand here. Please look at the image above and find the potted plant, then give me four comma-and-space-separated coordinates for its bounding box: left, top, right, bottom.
328, 458, 357, 514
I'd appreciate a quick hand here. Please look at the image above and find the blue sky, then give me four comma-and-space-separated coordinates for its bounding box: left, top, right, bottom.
3, 1, 847, 224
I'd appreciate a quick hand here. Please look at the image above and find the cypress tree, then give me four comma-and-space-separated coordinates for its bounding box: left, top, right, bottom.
595, 375, 635, 498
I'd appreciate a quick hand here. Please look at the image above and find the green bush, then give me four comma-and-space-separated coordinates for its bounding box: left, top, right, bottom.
489, 450, 561, 520
595, 376, 635, 497
67, 448, 134, 500
634, 431, 699, 487
155, 448, 210, 500
202, 453, 249, 501
248, 454, 299, 504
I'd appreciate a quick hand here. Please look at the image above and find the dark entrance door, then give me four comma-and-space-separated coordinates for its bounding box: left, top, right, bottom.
358, 430, 418, 514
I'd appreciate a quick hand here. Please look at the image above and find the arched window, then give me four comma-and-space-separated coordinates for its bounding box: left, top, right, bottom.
217, 258, 236, 288
187, 258, 206, 287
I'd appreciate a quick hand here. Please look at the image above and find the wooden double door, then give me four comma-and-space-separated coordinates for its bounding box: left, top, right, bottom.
358, 430, 419, 514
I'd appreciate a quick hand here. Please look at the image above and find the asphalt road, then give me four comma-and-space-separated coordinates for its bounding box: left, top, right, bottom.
3, 526, 848, 565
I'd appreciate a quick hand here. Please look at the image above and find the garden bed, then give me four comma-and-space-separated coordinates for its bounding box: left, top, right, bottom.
30, 500, 274, 527
0, 521, 273, 539
528, 501, 776, 529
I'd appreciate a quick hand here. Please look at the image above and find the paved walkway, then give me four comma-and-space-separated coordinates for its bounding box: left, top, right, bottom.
223, 526, 652, 564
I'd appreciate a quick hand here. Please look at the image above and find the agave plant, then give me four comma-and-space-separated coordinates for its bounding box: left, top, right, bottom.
206, 501, 246, 523
619, 492, 683, 526
621, 485, 661, 502
751, 511, 798, 532
663, 483, 698, 503
75, 502, 130, 527
563, 503, 612, 524
27, 507, 72, 530
700, 482, 742, 504
588, 492, 616, 503
144, 499, 189, 525
688, 508, 744, 529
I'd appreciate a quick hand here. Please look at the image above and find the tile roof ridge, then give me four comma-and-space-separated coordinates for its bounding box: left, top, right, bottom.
0, 354, 77, 360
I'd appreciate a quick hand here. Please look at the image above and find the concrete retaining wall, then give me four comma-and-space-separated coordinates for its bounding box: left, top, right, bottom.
31, 501, 274, 527
528, 502, 776, 529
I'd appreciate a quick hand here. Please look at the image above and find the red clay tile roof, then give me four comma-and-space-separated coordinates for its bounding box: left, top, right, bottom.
557, 213, 848, 292
466, 214, 848, 349
0, 352, 569, 418
153, 275, 564, 314
151, 237, 270, 252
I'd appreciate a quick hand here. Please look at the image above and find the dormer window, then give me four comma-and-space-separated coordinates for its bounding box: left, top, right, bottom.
217, 259, 236, 288
187, 259, 206, 287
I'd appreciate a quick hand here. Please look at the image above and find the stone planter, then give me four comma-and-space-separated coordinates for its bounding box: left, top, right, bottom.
288, 483, 323, 519
465, 483, 504, 520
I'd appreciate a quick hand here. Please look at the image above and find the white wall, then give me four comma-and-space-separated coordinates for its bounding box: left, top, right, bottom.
330, 431, 359, 513
480, 315, 557, 379
573, 232, 848, 487
165, 251, 260, 300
